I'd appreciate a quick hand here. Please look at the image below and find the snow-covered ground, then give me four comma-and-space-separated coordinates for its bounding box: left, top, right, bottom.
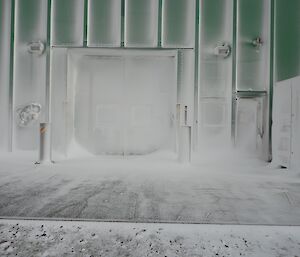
1, 150, 300, 256
0, 219, 300, 257
1, 150, 300, 225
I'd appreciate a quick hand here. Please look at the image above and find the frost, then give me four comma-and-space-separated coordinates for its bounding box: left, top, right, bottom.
15, 103, 42, 127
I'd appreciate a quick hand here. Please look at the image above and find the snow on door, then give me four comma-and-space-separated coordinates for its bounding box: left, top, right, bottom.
70, 53, 177, 155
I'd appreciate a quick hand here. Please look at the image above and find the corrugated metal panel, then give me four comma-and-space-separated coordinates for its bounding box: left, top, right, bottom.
0, 0, 12, 150
124, 0, 158, 47
236, 0, 271, 91
51, 0, 84, 46
275, 0, 300, 81
13, 0, 48, 150
162, 0, 196, 48
199, 0, 233, 98
198, 0, 233, 148
87, 0, 121, 47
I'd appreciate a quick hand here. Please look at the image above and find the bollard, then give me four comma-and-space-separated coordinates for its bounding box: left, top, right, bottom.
36, 123, 52, 164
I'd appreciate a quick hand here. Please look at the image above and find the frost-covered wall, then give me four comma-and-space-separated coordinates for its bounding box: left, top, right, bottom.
273, 76, 300, 169
0, 0, 12, 151
1, 0, 298, 161
13, 0, 48, 150
0, 0, 197, 153
272, 0, 300, 168
198, 0, 272, 161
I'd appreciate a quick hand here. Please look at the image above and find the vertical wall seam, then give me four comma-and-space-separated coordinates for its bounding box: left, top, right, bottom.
158, 0, 162, 47
83, 0, 88, 47
121, 0, 125, 47
193, 0, 200, 150
8, 0, 15, 151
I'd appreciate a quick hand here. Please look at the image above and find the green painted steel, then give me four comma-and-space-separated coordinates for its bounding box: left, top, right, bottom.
51, 0, 84, 46
87, 0, 121, 47
198, 0, 233, 148
2, 0, 299, 156
0, 0, 12, 150
162, 0, 196, 48
124, 0, 159, 47
199, 0, 233, 98
275, 0, 300, 81
236, 0, 271, 91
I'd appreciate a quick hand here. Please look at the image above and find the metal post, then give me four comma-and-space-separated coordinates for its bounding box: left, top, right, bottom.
36, 0, 53, 165
36, 123, 52, 164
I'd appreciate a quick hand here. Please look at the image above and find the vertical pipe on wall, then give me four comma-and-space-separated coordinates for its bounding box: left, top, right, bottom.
231, 0, 237, 145
194, 0, 200, 150
268, 0, 275, 161
157, 0, 162, 47
45, 0, 51, 123
42, 0, 53, 163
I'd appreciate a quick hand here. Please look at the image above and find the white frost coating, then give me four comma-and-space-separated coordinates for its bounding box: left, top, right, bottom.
235, 98, 264, 156
199, 0, 233, 98
198, 0, 233, 150
272, 79, 292, 168
52, 49, 178, 157
273, 76, 300, 169
71, 55, 176, 155
1, 220, 300, 256
13, 0, 48, 151
15, 103, 42, 127
50, 48, 68, 159
0, 0, 11, 151
198, 98, 231, 148
291, 77, 300, 169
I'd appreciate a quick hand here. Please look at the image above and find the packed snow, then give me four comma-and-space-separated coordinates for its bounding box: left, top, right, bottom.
0, 219, 300, 257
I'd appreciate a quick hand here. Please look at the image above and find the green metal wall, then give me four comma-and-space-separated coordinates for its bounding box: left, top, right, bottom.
0, 0, 12, 151
275, 0, 300, 82
1, 0, 300, 154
